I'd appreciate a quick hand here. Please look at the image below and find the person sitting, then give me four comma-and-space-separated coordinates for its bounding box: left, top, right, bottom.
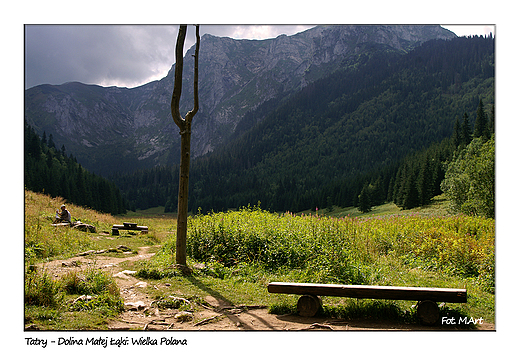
54, 204, 72, 224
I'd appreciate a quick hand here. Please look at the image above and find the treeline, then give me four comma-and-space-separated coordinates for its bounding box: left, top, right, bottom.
111, 165, 179, 212
112, 35, 494, 214
113, 99, 494, 216
356, 99, 495, 213
24, 122, 126, 215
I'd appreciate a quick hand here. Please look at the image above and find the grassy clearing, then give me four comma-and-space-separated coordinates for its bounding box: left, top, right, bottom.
24, 267, 125, 330
24, 190, 173, 265
137, 202, 494, 325
24, 190, 176, 330
24, 190, 495, 329
316, 194, 452, 219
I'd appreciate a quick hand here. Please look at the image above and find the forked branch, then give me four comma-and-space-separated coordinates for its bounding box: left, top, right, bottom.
171, 25, 199, 132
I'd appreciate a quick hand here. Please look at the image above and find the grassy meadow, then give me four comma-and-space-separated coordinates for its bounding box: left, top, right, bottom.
24, 190, 495, 329
24, 190, 171, 329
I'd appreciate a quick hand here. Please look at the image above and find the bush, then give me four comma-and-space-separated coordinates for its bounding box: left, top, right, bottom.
441, 136, 495, 218
135, 267, 178, 280
184, 206, 494, 288
25, 270, 63, 307
69, 292, 124, 315
61, 269, 119, 296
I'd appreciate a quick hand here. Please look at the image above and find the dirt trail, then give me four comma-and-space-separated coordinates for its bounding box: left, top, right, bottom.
37, 246, 494, 331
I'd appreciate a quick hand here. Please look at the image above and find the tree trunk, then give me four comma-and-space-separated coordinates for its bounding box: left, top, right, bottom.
176, 123, 192, 265
171, 25, 200, 266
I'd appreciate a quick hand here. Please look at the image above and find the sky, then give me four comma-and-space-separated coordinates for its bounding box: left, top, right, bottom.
24, 24, 495, 90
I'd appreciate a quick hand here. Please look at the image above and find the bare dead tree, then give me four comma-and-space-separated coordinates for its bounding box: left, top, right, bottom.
171, 25, 200, 266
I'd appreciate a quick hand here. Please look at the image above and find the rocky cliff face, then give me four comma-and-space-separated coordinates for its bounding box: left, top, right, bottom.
24, 25, 456, 176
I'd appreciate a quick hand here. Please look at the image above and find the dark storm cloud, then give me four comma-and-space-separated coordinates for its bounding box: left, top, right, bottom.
25, 25, 177, 89
26, 24, 492, 90
24, 25, 313, 89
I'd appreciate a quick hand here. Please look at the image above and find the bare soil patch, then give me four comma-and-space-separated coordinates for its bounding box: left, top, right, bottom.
37, 246, 494, 331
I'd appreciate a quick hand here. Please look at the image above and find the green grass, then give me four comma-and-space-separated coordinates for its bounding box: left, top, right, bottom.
25, 190, 495, 329
315, 194, 451, 219
122, 205, 175, 217
24, 190, 172, 265
164, 203, 493, 324
24, 267, 124, 330
24, 190, 175, 330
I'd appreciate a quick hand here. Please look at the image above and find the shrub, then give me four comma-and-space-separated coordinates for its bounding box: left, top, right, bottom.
441, 136, 495, 218
135, 267, 178, 280
25, 270, 63, 307
69, 292, 124, 315
61, 269, 119, 296
184, 206, 494, 288
60, 269, 124, 316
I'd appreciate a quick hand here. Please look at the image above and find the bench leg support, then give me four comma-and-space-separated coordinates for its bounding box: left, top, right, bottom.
417, 300, 440, 326
297, 295, 322, 317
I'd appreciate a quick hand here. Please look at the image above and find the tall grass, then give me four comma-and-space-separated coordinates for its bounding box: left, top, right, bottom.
25, 269, 63, 307
25, 267, 124, 328
186, 206, 495, 292
24, 190, 119, 264
24, 190, 166, 265
24, 190, 158, 329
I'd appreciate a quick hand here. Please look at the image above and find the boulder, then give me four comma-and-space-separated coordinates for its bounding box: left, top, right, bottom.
72, 222, 96, 233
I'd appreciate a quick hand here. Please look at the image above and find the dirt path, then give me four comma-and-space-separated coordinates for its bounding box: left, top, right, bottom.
37, 246, 494, 331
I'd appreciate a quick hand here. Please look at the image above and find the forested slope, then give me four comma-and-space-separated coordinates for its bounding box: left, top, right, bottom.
25, 123, 127, 215
113, 35, 494, 213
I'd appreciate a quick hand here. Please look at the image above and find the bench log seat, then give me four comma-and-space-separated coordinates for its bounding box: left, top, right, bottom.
268, 282, 467, 325
111, 222, 148, 235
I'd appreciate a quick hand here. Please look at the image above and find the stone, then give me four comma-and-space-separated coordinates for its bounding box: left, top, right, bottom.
113, 272, 131, 279
77, 250, 96, 256
72, 222, 96, 233
125, 301, 146, 311
193, 263, 206, 270
62, 260, 80, 267
174, 311, 193, 322
71, 295, 93, 305
121, 270, 137, 275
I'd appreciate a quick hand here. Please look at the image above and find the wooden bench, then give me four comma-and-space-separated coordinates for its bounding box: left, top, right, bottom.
112, 222, 148, 235
268, 282, 467, 325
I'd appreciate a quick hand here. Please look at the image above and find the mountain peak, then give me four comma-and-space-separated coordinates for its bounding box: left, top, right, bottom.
25, 25, 458, 177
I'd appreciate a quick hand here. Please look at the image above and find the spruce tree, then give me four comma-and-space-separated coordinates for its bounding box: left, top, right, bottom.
461, 112, 472, 146
452, 117, 461, 148
393, 164, 407, 207
474, 99, 490, 140
27, 126, 41, 158
48, 134, 56, 149
371, 176, 385, 206
418, 156, 434, 205
403, 173, 420, 210
358, 182, 372, 213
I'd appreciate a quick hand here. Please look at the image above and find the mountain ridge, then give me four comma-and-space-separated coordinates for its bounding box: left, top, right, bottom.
24, 25, 456, 177
111, 35, 494, 213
